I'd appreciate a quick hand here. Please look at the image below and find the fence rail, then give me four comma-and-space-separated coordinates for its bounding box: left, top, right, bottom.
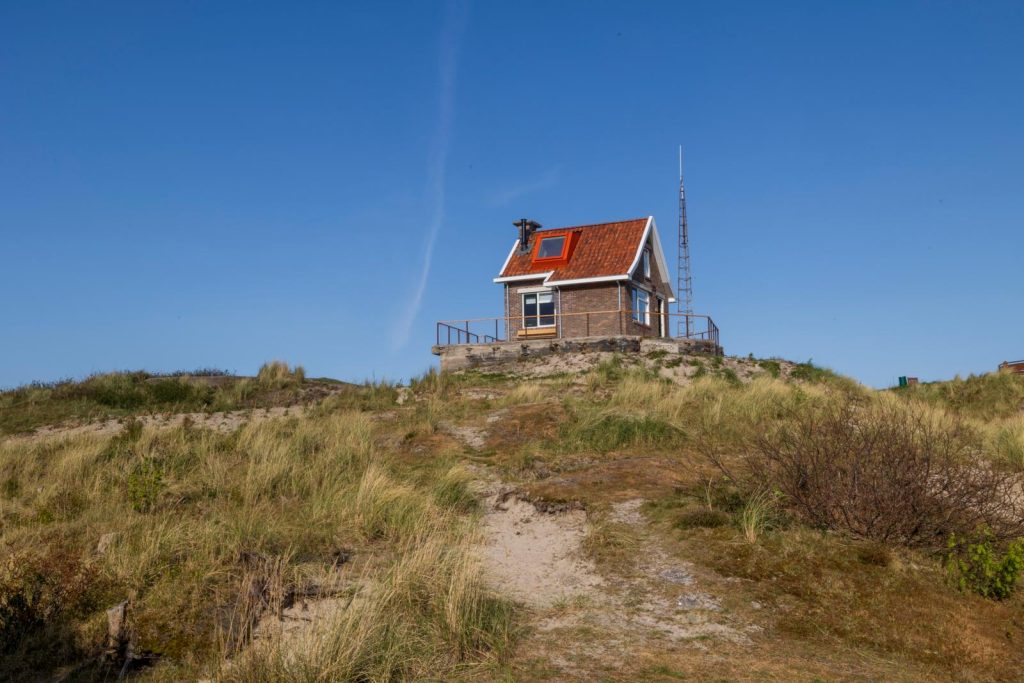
435, 309, 719, 349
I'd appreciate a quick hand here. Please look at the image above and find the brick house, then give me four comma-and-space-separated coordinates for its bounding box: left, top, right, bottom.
494, 217, 674, 340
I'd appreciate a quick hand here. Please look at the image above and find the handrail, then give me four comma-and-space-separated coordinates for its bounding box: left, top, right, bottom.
435, 310, 720, 349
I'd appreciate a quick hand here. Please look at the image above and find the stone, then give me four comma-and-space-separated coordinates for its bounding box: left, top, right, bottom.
96, 532, 116, 555
676, 592, 721, 611
659, 567, 695, 585
106, 601, 130, 655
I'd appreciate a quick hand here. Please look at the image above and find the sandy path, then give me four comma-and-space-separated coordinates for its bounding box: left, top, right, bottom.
480, 491, 603, 606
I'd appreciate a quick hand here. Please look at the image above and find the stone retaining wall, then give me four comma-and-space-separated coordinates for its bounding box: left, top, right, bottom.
431, 335, 722, 372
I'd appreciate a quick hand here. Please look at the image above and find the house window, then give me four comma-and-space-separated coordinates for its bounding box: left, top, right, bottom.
536, 236, 566, 260
523, 291, 555, 327
631, 287, 650, 325
642, 248, 651, 279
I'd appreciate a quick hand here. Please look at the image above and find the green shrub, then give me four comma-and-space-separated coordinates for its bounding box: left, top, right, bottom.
789, 361, 830, 382
757, 360, 781, 378
717, 367, 741, 386
946, 530, 1024, 600
560, 413, 681, 452
0, 548, 104, 655
256, 361, 305, 388
127, 460, 165, 512
676, 508, 731, 529
148, 378, 208, 404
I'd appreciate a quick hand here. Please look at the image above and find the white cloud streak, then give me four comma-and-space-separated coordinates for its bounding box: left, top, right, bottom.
487, 166, 561, 206
393, 0, 468, 349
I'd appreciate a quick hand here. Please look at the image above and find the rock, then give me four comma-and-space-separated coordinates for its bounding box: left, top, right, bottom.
395, 388, 413, 405
659, 567, 694, 585
106, 601, 131, 657
676, 592, 721, 611
96, 532, 116, 555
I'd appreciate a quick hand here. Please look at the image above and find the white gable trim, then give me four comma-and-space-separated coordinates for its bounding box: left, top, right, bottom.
624, 216, 674, 299
496, 240, 519, 279
493, 272, 552, 284
545, 274, 627, 287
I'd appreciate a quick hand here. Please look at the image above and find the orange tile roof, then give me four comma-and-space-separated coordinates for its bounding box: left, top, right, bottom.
498, 218, 648, 281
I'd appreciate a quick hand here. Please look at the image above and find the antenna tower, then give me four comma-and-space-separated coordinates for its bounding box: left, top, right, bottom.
676, 145, 694, 337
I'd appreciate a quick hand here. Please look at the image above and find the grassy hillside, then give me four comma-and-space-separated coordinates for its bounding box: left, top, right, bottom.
0, 362, 339, 436
2, 355, 1023, 681
893, 370, 1024, 469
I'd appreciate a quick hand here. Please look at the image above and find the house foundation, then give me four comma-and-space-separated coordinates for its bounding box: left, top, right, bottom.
431, 335, 723, 373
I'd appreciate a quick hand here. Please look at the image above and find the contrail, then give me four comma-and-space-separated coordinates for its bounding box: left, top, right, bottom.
393, 0, 468, 349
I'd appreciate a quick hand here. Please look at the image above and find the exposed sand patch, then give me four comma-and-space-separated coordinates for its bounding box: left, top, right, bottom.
480, 491, 603, 607
479, 491, 750, 680
439, 420, 488, 450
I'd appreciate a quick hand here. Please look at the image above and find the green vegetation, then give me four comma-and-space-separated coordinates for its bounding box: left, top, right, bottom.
0, 383, 513, 681
0, 362, 320, 436
895, 370, 1024, 420
3, 355, 1024, 681
756, 359, 781, 378
947, 530, 1024, 600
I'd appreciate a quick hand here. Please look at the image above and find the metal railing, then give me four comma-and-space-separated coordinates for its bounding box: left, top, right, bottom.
435, 309, 719, 348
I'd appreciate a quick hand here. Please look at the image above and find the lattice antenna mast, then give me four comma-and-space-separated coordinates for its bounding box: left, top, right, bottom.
677, 145, 694, 337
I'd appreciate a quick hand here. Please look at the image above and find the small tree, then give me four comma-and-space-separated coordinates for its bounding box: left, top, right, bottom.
709, 399, 1024, 548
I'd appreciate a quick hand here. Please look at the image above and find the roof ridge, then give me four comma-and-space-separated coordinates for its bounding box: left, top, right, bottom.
533, 217, 648, 233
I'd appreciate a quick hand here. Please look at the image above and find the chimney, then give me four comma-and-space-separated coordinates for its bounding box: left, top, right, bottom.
513, 218, 541, 253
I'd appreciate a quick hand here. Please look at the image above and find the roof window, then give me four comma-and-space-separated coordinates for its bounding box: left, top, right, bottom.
535, 236, 566, 260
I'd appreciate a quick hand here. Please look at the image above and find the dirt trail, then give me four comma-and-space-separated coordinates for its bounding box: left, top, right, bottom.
480, 492, 745, 638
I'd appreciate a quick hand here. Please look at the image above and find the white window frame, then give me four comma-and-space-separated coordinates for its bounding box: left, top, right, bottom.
522, 291, 556, 328
642, 248, 651, 279
631, 287, 650, 326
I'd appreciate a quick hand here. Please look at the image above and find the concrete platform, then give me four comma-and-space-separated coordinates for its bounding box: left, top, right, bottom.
431, 335, 723, 372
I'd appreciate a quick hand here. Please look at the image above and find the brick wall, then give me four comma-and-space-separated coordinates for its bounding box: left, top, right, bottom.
499, 233, 673, 341
504, 281, 666, 339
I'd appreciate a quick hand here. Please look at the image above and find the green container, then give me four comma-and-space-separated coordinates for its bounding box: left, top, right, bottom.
898, 376, 908, 388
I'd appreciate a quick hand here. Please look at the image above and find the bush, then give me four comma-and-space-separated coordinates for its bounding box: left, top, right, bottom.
711, 399, 1024, 548
127, 460, 165, 512
256, 361, 305, 388
676, 508, 731, 529
0, 548, 103, 655
560, 413, 681, 453
946, 529, 1024, 600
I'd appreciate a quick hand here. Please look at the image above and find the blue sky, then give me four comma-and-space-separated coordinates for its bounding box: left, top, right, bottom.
2, 1, 1023, 388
